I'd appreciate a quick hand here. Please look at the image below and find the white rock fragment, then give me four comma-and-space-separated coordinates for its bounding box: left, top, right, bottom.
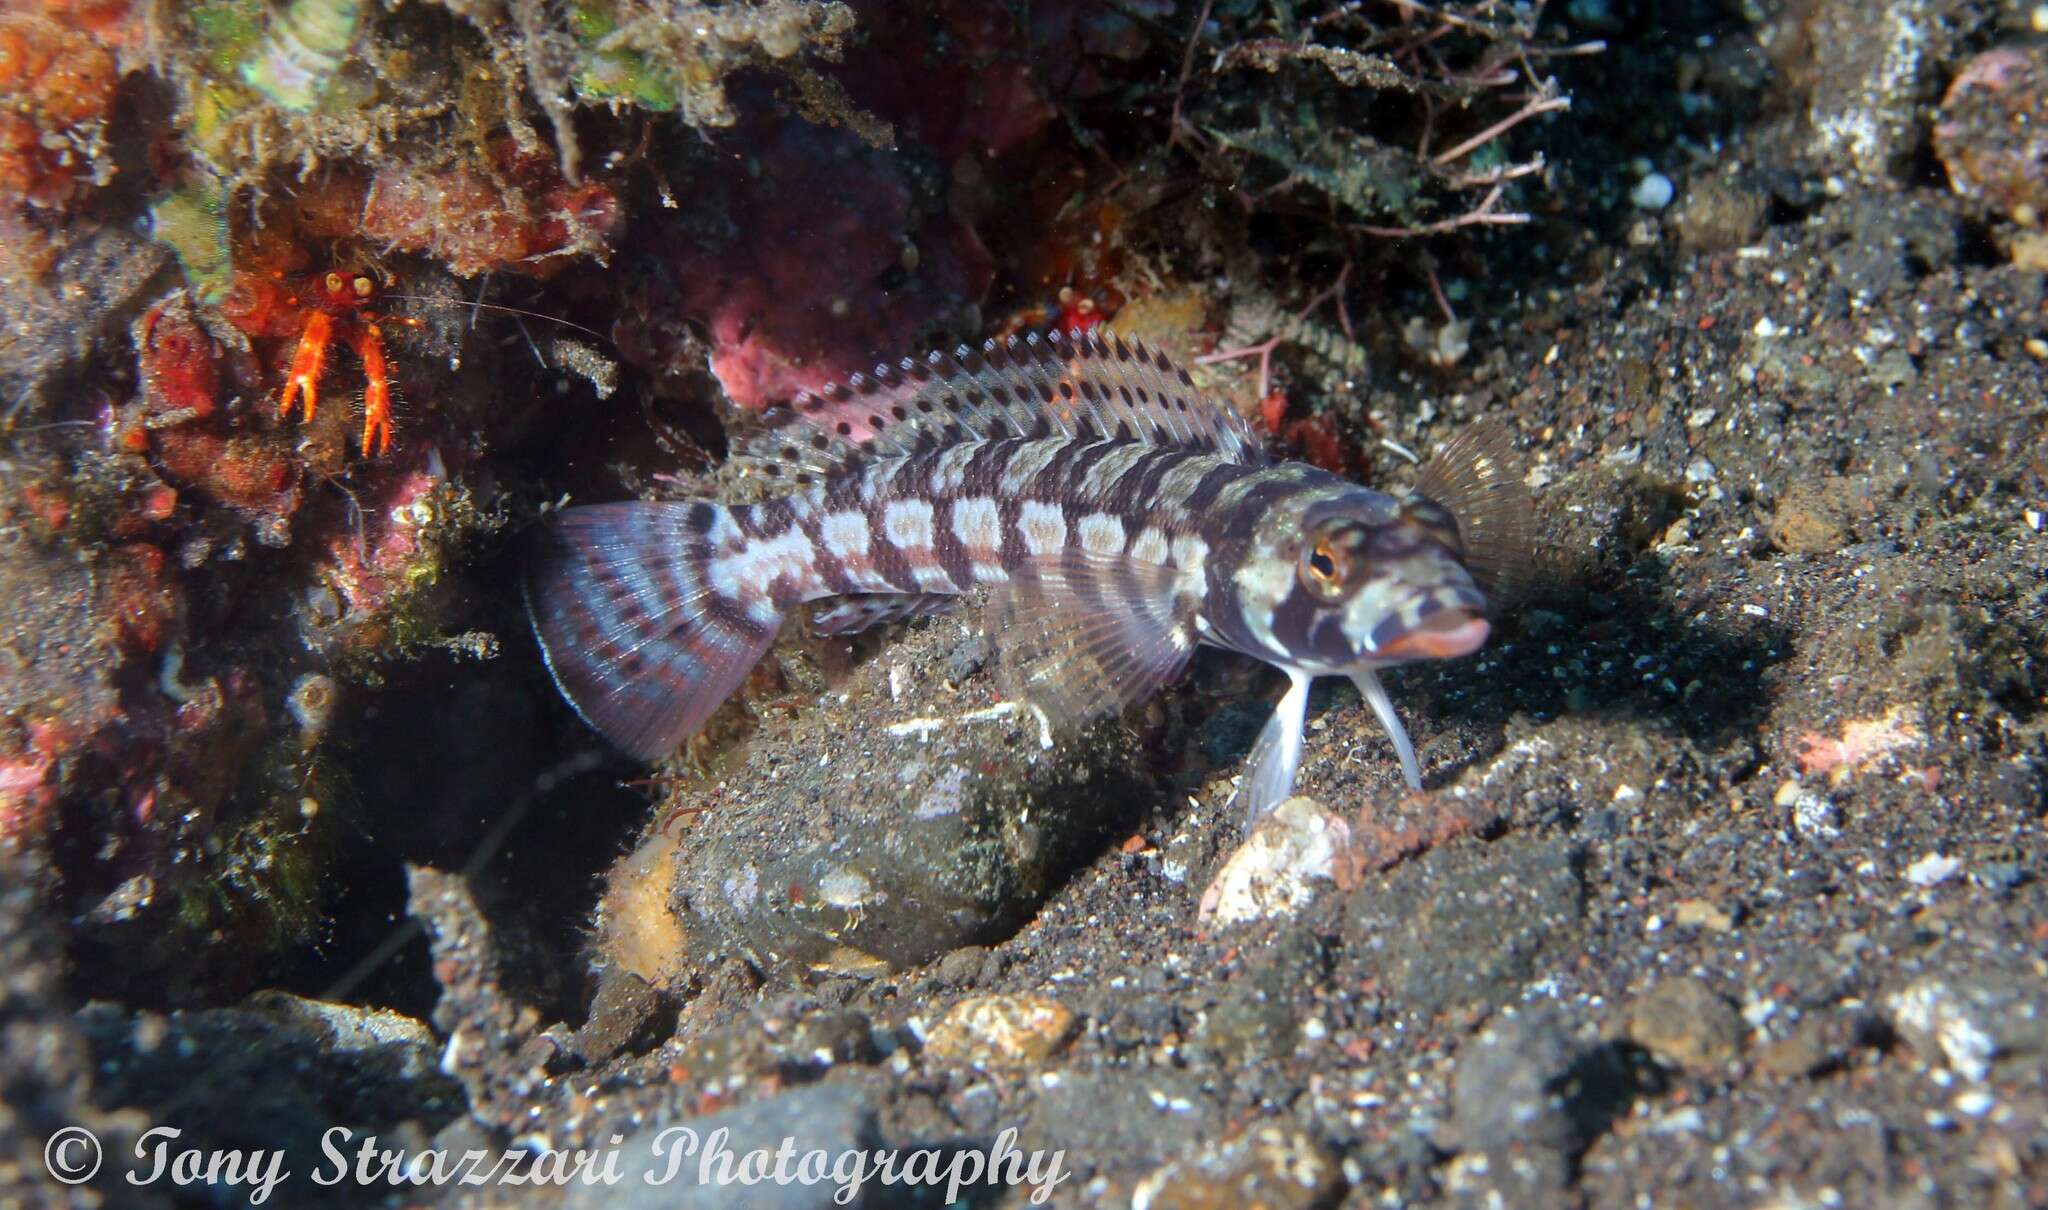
1904, 852, 1961, 888
1889, 979, 2004, 1082
1791, 790, 1839, 840
1198, 797, 1353, 925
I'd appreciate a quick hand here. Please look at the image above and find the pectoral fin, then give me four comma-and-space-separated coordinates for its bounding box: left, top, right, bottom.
986, 553, 1196, 732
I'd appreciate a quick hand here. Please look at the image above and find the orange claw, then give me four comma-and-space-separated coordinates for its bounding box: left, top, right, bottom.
278, 311, 333, 423
354, 322, 392, 457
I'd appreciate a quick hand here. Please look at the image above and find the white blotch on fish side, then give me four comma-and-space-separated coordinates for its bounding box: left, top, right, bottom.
950, 497, 1002, 552
751, 529, 817, 586
1077, 512, 1126, 556
1171, 534, 1209, 594
1017, 500, 1067, 556
1130, 526, 1171, 566
883, 499, 936, 550
820, 511, 871, 560
1233, 552, 1294, 649
707, 508, 745, 548
930, 445, 978, 494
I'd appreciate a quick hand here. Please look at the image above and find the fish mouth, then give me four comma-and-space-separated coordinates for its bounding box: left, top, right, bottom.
1372, 609, 1491, 660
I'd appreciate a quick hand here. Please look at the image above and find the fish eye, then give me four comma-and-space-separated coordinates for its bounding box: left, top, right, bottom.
1297, 518, 1370, 603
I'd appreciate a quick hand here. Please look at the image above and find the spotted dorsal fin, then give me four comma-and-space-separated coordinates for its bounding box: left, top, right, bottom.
728, 328, 1269, 488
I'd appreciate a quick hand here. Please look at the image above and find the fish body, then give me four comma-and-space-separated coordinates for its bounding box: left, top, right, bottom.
527, 328, 1527, 819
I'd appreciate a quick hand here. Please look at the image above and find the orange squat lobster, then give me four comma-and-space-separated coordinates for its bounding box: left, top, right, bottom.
276, 271, 414, 456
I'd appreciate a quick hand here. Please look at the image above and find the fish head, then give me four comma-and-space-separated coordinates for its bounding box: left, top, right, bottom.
1235, 487, 1492, 673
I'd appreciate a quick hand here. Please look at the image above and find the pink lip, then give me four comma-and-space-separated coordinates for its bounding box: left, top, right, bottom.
1377, 614, 1490, 660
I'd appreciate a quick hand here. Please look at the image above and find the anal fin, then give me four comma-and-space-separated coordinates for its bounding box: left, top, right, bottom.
811, 593, 958, 637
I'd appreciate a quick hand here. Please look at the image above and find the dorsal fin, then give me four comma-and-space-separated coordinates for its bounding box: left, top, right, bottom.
729, 327, 1269, 484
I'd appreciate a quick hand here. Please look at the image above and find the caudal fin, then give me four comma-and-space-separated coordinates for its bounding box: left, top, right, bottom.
525, 501, 780, 760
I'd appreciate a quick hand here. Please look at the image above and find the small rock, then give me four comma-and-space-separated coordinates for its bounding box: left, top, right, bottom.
1671, 176, 1769, 251
1889, 973, 2048, 1082
1631, 172, 1675, 211
1820, 195, 1963, 300
1577, 807, 1623, 839
1448, 1004, 1632, 1206
1198, 796, 1355, 924
1864, 347, 1918, 389
924, 993, 1076, 1070
1757, 1022, 1832, 1080
1974, 861, 2027, 895
944, 633, 994, 683
571, 972, 671, 1064
1935, 46, 2048, 222
1791, 790, 1840, 840
1766, 479, 1856, 555
1802, 0, 1951, 181
1904, 852, 1962, 888
1195, 933, 1320, 1066
1629, 977, 1744, 1069
1452, 1007, 1586, 1155
667, 621, 1152, 977
1672, 898, 1735, 932
1755, 1010, 1879, 1080
2014, 230, 2048, 271
1130, 1122, 1342, 1210
1986, 758, 2042, 812
934, 944, 992, 987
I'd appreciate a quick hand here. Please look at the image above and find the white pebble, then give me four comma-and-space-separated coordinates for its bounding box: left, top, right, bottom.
1905, 852, 1962, 888
1631, 172, 1675, 211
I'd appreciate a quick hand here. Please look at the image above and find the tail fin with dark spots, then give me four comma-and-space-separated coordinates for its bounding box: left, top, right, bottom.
525, 501, 780, 759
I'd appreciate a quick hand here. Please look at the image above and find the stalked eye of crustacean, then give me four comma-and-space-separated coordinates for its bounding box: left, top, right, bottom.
352, 275, 373, 298
324, 271, 343, 293
1297, 517, 1372, 603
